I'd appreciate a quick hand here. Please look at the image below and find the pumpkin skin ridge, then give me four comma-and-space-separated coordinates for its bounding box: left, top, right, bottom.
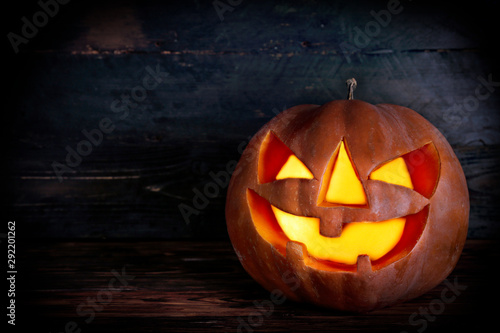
225, 99, 469, 312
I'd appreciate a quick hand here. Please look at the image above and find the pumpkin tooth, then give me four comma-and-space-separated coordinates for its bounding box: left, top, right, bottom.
286, 240, 308, 261
356, 255, 373, 274
319, 219, 343, 238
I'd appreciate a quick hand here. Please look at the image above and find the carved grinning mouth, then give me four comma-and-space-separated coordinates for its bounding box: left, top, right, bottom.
271, 205, 406, 265
247, 189, 429, 270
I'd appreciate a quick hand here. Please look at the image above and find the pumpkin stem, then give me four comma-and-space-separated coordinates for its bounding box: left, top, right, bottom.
346, 78, 357, 100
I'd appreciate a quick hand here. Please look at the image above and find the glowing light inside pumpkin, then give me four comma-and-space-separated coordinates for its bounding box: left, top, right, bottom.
271, 205, 406, 265
266, 138, 416, 265
276, 154, 314, 180
369, 157, 414, 189
325, 141, 367, 205
251, 134, 433, 267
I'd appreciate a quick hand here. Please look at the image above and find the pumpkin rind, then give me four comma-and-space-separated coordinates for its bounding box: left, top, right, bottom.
225, 100, 469, 312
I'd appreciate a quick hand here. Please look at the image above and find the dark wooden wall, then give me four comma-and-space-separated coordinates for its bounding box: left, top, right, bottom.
5, 0, 500, 239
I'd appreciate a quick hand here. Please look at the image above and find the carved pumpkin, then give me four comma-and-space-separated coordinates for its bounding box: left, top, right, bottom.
225, 79, 469, 312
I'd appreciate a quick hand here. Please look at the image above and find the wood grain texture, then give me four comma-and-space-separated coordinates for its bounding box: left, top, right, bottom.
16, 239, 499, 332
5, 0, 500, 239
7, 141, 500, 239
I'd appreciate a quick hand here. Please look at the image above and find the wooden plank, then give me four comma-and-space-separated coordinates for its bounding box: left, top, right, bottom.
7, 142, 500, 239
5, 0, 494, 54
15, 239, 499, 332
7, 51, 500, 147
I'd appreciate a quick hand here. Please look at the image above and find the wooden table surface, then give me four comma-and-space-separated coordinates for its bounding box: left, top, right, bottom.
12, 238, 497, 332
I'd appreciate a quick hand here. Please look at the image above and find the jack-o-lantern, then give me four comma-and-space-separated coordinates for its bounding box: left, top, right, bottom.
225, 79, 469, 312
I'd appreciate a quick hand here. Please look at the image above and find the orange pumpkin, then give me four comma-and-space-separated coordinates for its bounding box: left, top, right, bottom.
225, 79, 469, 312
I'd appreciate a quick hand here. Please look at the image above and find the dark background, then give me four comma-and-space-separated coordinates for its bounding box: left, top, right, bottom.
3, 0, 500, 332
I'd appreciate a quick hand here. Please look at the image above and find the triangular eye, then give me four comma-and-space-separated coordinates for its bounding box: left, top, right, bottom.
369, 157, 414, 189
258, 132, 314, 183
276, 154, 314, 180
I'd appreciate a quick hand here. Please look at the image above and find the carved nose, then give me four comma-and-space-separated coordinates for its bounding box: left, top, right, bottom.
320, 140, 368, 206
